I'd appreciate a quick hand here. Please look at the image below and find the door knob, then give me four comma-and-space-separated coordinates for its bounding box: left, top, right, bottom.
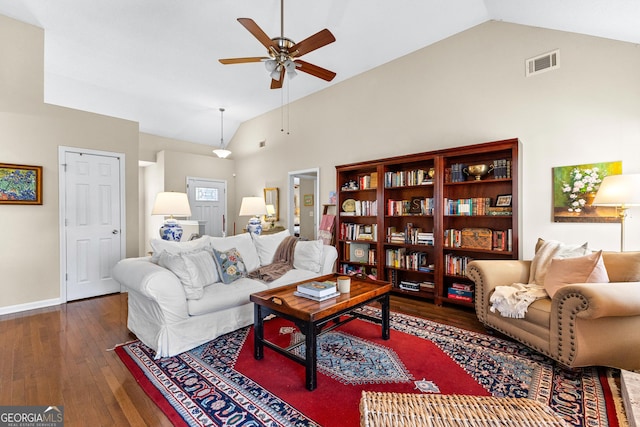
112, 229, 119, 235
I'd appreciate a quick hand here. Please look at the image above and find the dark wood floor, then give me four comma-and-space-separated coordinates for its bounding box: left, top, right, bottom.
0, 292, 486, 426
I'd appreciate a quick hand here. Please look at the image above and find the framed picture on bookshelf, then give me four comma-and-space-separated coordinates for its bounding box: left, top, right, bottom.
495, 194, 512, 207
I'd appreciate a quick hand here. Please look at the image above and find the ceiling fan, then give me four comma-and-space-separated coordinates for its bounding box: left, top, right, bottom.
218, 0, 336, 89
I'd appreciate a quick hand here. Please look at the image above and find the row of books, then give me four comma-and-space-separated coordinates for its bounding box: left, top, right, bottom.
341, 172, 379, 191
339, 264, 377, 280
492, 229, 513, 251
387, 225, 434, 246
444, 254, 473, 277
448, 163, 468, 183
399, 280, 435, 292
443, 197, 491, 216
384, 169, 433, 188
339, 223, 378, 241
385, 248, 431, 271
295, 280, 340, 301
444, 228, 512, 251
492, 159, 512, 179
387, 198, 434, 216
447, 282, 474, 302
344, 242, 377, 264
340, 199, 378, 216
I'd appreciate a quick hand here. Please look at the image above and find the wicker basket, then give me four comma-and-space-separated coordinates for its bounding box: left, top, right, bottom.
360, 392, 569, 427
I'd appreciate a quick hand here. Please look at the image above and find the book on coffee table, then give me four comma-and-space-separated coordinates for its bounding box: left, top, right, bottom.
296, 281, 337, 297
293, 291, 341, 302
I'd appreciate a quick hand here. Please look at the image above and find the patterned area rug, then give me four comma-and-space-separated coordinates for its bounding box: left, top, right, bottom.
116, 308, 627, 427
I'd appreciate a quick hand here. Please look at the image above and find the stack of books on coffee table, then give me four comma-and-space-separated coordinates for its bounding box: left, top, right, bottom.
294, 281, 339, 302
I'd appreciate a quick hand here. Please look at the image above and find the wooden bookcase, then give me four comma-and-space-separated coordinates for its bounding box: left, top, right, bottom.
335, 138, 519, 307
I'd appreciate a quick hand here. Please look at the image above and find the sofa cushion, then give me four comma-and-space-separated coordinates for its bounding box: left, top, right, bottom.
150, 236, 210, 262
529, 239, 590, 286
187, 278, 268, 316
602, 251, 640, 282
156, 249, 218, 299
212, 247, 246, 284
544, 251, 610, 298
252, 229, 291, 266
210, 233, 261, 272
293, 239, 323, 273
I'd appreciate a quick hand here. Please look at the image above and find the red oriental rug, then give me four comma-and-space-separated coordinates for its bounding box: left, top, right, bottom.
115, 307, 627, 426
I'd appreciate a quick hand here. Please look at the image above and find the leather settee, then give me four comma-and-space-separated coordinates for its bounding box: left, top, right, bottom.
468, 250, 640, 371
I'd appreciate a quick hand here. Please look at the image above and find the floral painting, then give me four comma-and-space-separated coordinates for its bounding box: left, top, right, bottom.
552, 161, 621, 223
0, 163, 43, 205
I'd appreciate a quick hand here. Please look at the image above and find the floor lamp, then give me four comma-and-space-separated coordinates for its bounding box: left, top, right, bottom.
592, 174, 640, 251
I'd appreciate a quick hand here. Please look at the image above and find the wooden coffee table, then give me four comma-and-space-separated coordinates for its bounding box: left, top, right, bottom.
250, 274, 392, 391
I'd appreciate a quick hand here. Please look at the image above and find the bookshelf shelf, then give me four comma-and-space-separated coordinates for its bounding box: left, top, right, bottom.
336, 138, 519, 308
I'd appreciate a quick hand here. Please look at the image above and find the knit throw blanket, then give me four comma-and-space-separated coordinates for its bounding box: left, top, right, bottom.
248, 236, 298, 282
488, 240, 564, 319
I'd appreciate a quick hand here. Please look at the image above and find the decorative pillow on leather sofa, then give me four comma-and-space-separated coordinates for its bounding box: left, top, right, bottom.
544, 250, 610, 298
529, 238, 590, 286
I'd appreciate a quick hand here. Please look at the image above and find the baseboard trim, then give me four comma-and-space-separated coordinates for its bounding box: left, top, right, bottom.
0, 298, 62, 316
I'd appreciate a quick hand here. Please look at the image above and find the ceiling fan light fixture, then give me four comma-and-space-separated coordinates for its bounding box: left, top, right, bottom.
270, 66, 282, 80
264, 59, 278, 72
213, 107, 231, 159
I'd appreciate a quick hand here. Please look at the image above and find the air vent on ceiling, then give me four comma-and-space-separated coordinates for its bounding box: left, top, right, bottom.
526, 49, 559, 77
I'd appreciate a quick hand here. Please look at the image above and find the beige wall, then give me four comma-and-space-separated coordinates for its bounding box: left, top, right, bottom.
140, 144, 237, 254
0, 15, 140, 312
3, 15, 640, 313
231, 21, 640, 257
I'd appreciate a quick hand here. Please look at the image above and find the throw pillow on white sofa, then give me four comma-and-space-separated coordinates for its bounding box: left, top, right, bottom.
293, 240, 323, 273
209, 233, 261, 273
252, 229, 291, 266
156, 249, 219, 299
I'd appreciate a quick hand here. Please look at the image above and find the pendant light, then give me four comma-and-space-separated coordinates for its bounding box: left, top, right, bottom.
213, 107, 232, 159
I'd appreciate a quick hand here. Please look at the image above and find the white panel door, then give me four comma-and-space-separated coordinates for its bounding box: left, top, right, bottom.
65, 152, 122, 300
187, 177, 226, 237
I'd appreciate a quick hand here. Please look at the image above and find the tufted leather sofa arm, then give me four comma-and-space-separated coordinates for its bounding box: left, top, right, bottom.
551, 282, 640, 368
468, 260, 531, 324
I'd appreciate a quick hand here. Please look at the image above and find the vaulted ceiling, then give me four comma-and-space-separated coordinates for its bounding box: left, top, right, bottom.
1, 0, 638, 151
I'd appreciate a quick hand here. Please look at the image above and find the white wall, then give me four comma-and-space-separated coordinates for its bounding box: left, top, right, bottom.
230, 21, 640, 258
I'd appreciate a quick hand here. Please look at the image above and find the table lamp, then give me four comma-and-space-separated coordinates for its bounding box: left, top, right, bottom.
152, 192, 192, 241
592, 174, 640, 251
239, 196, 267, 235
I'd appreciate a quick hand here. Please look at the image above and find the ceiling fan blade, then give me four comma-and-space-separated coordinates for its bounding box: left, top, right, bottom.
290, 29, 336, 57
219, 57, 268, 64
237, 18, 277, 51
270, 67, 285, 89
295, 60, 336, 82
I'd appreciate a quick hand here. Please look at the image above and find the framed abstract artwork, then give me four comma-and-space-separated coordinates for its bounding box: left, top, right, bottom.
552, 160, 621, 223
0, 163, 43, 205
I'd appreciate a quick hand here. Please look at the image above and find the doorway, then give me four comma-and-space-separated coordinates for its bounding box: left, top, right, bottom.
288, 168, 320, 240
59, 147, 126, 302
186, 177, 227, 237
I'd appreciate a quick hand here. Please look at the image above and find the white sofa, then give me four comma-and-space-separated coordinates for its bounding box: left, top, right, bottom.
113, 230, 338, 358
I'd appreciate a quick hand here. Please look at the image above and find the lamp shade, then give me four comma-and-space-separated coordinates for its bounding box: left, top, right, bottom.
592, 174, 640, 207
213, 148, 232, 159
266, 204, 276, 216
239, 196, 267, 216
151, 192, 192, 217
